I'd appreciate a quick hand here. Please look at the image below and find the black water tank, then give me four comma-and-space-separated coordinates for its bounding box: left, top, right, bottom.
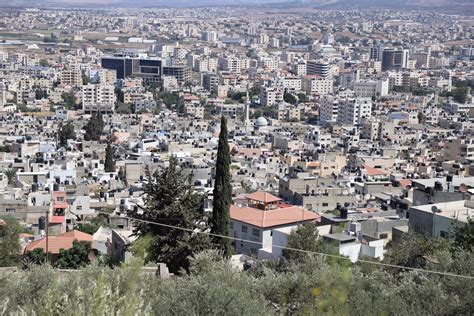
446, 174, 453, 182
31, 183, 37, 192
340, 208, 348, 219
53, 183, 59, 191
38, 216, 46, 230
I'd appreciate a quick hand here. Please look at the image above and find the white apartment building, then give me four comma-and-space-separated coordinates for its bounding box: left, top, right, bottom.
194, 58, 218, 72
258, 57, 279, 71
291, 61, 307, 76
219, 56, 242, 74
283, 77, 302, 92
260, 86, 284, 107
353, 79, 389, 98
337, 98, 372, 126
303, 76, 333, 96
82, 84, 116, 113
202, 31, 218, 42
319, 97, 339, 124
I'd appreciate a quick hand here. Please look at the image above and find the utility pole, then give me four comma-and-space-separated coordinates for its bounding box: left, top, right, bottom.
45, 209, 49, 263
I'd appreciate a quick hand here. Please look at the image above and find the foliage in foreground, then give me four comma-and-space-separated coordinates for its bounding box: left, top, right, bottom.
0, 244, 473, 316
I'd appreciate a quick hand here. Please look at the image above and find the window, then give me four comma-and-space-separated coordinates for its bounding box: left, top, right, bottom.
57, 197, 64, 202
322, 203, 329, 207
252, 229, 260, 237
5, 208, 15, 213
415, 224, 425, 233
241, 225, 247, 233
229, 222, 234, 229
379, 233, 388, 239
440, 231, 449, 238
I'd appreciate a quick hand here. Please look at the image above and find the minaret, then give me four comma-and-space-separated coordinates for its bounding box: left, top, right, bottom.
245, 85, 251, 129
447, 71, 452, 93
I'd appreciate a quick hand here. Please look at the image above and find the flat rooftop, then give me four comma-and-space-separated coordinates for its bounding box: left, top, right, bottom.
411, 200, 473, 223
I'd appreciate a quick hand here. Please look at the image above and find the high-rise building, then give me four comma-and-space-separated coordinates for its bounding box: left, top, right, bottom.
307, 60, 330, 78
370, 45, 384, 61
381, 49, 409, 70
101, 56, 163, 83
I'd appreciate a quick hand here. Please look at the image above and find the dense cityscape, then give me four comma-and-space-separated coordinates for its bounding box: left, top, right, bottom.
0, 2, 473, 314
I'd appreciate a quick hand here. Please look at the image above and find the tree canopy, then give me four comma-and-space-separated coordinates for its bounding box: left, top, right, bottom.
56, 240, 91, 269
83, 112, 104, 141
128, 156, 210, 273
104, 143, 116, 173
0, 217, 22, 267
58, 121, 76, 148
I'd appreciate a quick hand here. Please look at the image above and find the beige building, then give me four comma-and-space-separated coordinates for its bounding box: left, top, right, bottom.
82, 84, 116, 113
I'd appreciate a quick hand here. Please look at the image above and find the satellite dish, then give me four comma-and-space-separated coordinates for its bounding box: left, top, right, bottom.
431, 206, 438, 213
88, 249, 98, 262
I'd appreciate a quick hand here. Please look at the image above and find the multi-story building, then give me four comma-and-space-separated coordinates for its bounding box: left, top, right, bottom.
319, 97, 339, 124
101, 56, 163, 83
353, 79, 389, 98
337, 98, 372, 126
303, 76, 333, 95
203, 73, 219, 93
218, 56, 242, 74
381, 49, 409, 70
260, 86, 284, 107
82, 84, 116, 113
307, 60, 330, 78
283, 77, 302, 92
162, 65, 191, 84
60, 68, 82, 86
291, 60, 307, 76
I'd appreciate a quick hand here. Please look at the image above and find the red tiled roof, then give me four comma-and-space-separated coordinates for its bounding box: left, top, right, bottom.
246, 191, 283, 203
398, 179, 412, 188
364, 165, 388, 176
24, 230, 92, 254
50, 216, 65, 224
230, 205, 320, 228
59, 230, 93, 241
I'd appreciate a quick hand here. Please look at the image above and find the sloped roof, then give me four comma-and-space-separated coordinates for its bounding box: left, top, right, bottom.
230, 205, 319, 228
24, 230, 92, 254
364, 165, 388, 176
245, 191, 282, 203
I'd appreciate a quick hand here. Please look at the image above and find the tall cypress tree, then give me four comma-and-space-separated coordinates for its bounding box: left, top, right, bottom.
104, 143, 115, 173
211, 116, 232, 257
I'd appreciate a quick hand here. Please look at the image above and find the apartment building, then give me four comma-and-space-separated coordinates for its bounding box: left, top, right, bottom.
82, 84, 116, 113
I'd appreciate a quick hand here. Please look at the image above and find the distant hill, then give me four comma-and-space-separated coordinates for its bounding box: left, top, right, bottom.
314, 0, 473, 15
0, 0, 471, 14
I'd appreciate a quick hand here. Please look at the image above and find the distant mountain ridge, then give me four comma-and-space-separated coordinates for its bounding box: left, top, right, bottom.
0, 0, 470, 13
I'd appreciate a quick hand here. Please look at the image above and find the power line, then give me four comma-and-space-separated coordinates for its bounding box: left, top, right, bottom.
99, 212, 474, 280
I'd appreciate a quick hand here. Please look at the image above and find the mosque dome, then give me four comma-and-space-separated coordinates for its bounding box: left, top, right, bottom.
255, 116, 268, 127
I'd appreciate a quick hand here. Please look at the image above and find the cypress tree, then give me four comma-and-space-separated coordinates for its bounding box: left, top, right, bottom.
104, 143, 115, 173
58, 121, 76, 148
211, 116, 232, 257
